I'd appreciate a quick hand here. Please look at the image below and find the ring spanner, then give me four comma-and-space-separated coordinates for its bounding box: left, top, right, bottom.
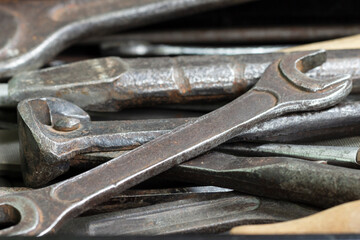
0, 50, 352, 235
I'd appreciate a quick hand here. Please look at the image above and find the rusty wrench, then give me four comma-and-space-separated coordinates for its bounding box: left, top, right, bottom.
0, 51, 351, 235
0, 0, 250, 78
17, 99, 360, 187
3, 49, 360, 110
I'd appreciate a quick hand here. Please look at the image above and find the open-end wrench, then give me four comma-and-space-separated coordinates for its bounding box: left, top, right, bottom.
0, 0, 249, 78
2, 49, 360, 110
3, 131, 360, 209
0, 186, 233, 216
0, 186, 318, 235
17, 98, 360, 187
0, 51, 351, 235
58, 191, 318, 235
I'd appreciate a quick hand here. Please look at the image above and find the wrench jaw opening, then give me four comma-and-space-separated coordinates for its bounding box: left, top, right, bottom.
17, 98, 91, 187
254, 50, 352, 114
0, 50, 352, 236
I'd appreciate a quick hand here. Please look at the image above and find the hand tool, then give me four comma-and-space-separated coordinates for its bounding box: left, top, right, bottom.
100, 40, 289, 56
58, 192, 318, 236
17, 99, 360, 187
230, 199, 360, 234
82, 186, 233, 216
0, 0, 250, 78
0, 51, 350, 235
217, 142, 360, 168
2, 49, 360, 110
82, 25, 360, 45
77, 151, 360, 208
0, 186, 232, 216
4, 127, 360, 209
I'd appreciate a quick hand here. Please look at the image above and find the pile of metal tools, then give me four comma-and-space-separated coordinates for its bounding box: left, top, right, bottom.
1, 0, 360, 237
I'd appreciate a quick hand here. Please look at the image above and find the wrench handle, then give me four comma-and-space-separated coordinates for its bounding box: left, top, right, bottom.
9, 55, 264, 110
50, 89, 278, 211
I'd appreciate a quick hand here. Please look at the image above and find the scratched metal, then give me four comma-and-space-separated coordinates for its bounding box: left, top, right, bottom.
83, 25, 360, 44
217, 143, 360, 167
0, 0, 251, 78
74, 150, 360, 208
0, 186, 232, 216
2, 49, 360, 110
100, 40, 289, 56
163, 152, 360, 208
1, 51, 350, 235
58, 192, 318, 235
16, 99, 360, 187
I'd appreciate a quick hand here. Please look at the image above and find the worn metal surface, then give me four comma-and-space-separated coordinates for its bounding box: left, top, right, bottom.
1, 49, 360, 110
16, 99, 360, 186
0, 0, 250, 78
73, 150, 360, 208
100, 40, 289, 56
1, 51, 350, 235
217, 143, 360, 168
84, 25, 360, 44
0, 186, 232, 216
81, 186, 233, 216
58, 192, 318, 235
163, 152, 360, 208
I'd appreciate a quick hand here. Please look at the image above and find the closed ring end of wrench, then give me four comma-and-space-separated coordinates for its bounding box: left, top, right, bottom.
3, 50, 353, 236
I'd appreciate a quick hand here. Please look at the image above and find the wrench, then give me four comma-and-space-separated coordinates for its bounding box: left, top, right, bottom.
0, 0, 249, 78
100, 40, 289, 56
3, 133, 360, 209
0, 51, 351, 235
58, 191, 318, 235
3, 49, 360, 110
18, 99, 360, 187
78, 151, 360, 208
0, 186, 318, 235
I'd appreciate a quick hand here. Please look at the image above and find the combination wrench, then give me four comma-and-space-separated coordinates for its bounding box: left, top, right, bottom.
17, 98, 360, 187
0, 51, 351, 235
2, 49, 360, 110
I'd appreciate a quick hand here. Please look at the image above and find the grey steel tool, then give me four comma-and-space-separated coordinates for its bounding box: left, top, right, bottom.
72, 150, 360, 208
217, 143, 360, 168
58, 192, 318, 235
162, 152, 360, 208
100, 40, 289, 56
1, 49, 360, 111
0, 0, 250, 78
82, 186, 233, 216
0, 51, 350, 235
0, 186, 233, 229
83, 25, 360, 45
0, 186, 232, 216
15, 100, 360, 187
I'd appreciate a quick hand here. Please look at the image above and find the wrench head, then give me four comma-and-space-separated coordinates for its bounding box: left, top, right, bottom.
18, 98, 90, 187
254, 50, 352, 112
1, 50, 354, 236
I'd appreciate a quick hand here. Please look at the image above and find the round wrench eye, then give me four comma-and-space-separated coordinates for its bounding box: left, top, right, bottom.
0, 204, 20, 229
0, 195, 40, 236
